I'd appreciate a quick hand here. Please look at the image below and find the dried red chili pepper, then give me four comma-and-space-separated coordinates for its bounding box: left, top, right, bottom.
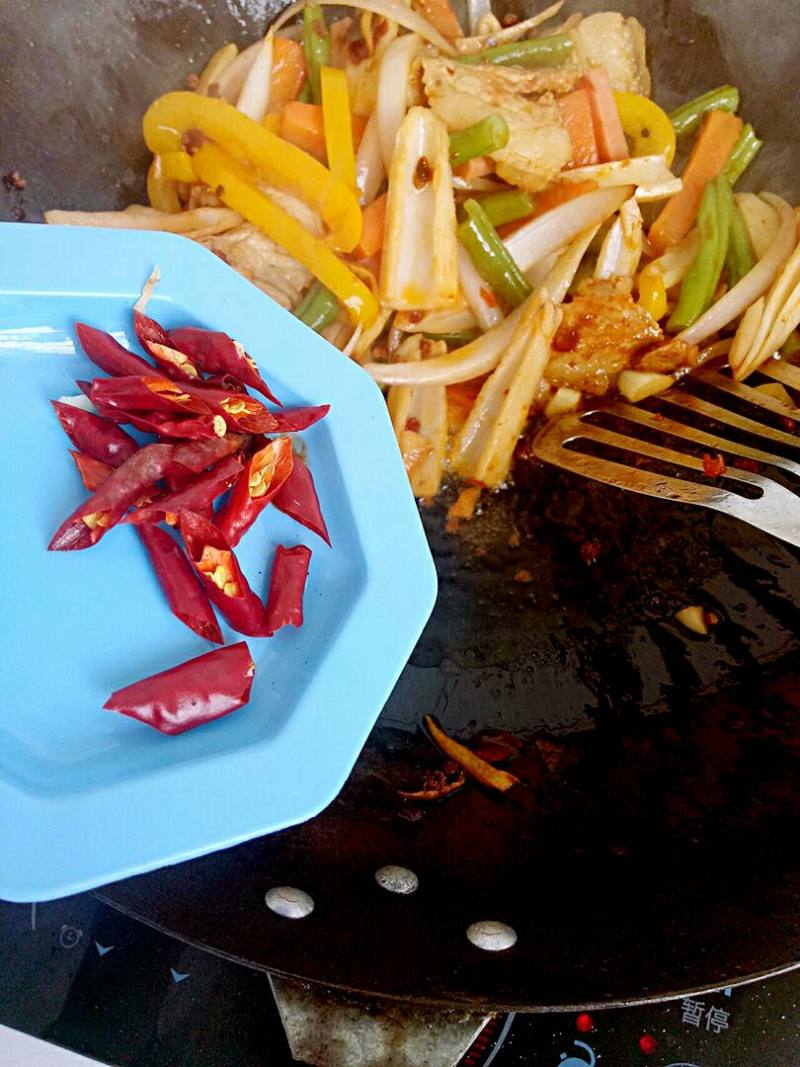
269, 404, 330, 433
133, 311, 202, 381
272, 455, 330, 545
179, 511, 270, 636
137, 525, 224, 644
166, 434, 246, 487
217, 437, 294, 547
104, 641, 254, 734
122, 411, 227, 441
49, 443, 177, 550
181, 382, 279, 433
69, 451, 113, 491
168, 326, 281, 405
203, 373, 247, 394
90, 376, 213, 417
51, 401, 138, 467
126, 454, 243, 526
75, 322, 154, 377
264, 544, 312, 633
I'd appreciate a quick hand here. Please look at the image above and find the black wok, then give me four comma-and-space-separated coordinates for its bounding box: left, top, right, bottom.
1, 0, 798, 1010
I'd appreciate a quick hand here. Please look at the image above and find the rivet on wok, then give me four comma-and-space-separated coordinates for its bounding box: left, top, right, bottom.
466, 921, 517, 951
375, 865, 419, 894
265, 886, 315, 919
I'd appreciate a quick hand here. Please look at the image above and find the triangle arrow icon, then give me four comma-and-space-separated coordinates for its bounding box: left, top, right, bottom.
170, 968, 190, 984
95, 942, 114, 957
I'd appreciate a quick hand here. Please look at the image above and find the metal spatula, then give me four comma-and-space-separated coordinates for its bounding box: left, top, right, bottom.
533, 362, 800, 547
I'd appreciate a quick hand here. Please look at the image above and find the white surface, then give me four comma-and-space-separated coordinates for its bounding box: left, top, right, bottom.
0, 1027, 106, 1067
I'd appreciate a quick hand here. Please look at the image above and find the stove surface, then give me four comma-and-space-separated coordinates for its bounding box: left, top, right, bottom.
1, 895, 797, 1066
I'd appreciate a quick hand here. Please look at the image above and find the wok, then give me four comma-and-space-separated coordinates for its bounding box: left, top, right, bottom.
1, 0, 799, 1010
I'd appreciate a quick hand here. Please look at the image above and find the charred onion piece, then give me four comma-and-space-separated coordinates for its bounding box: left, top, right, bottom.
399, 767, 466, 801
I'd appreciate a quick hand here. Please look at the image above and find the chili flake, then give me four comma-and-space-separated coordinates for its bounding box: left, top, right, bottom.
702, 452, 727, 477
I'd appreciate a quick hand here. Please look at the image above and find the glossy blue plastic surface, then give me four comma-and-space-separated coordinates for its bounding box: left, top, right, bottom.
0, 223, 436, 902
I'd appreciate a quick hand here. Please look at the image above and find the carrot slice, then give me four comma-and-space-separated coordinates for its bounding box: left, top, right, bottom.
354, 193, 387, 259
557, 88, 599, 167
280, 101, 326, 158
269, 38, 307, 113
534, 178, 599, 216
412, 0, 463, 40
649, 109, 743, 253
577, 68, 627, 162
280, 102, 367, 161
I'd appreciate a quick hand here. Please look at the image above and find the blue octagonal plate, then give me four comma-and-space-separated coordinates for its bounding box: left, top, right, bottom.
0, 223, 437, 902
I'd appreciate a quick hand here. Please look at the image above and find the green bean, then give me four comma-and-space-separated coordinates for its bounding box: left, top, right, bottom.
295, 280, 339, 332
302, 5, 331, 105
474, 189, 534, 228
423, 328, 481, 347
725, 196, 755, 286
668, 177, 730, 331
711, 176, 734, 295
459, 199, 532, 309
458, 34, 573, 69
723, 124, 763, 186
449, 115, 509, 168
669, 85, 740, 136
296, 80, 313, 104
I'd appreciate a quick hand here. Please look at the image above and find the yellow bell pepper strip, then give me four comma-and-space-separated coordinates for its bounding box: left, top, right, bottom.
146, 156, 181, 213
142, 91, 363, 253
320, 66, 357, 191
637, 265, 668, 321
160, 150, 196, 183
190, 142, 377, 326
614, 92, 676, 167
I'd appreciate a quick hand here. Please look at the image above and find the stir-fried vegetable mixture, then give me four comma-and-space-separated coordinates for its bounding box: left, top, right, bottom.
47, 0, 800, 501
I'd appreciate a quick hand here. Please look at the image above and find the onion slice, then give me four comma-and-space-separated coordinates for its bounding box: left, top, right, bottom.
236, 36, 272, 121
678, 194, 796, 346
216, 40, 263, 103
354, 306, 392, 363
559, 156, 681, 201
451, 294, 561, 487
457, 245, 503, 331
380, 106, 458, 311
454, 0, 564, 52
730, 238, 800, 379
594, 198, 643, 281
404, 382, 448, 497
44, 206, 242, 235
646, 228, 699, 290
355, 113, 385, 205
395, 303, 477, 333
365, 305, 522, 386
365, 227, 597, 386
375, 34, 423, 171
505, 186, 631, 274
269, 0, 457, 55
735, 192, 781, 259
